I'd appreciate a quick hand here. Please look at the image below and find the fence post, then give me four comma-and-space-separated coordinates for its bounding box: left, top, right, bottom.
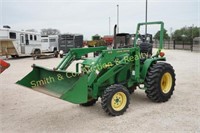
173, 40, 175, 49
168, 40, 170, 49
183, 41, 184, 49
191, 40, 193, 52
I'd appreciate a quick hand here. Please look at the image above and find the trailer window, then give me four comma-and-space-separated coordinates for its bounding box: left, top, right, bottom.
49, 39, 56, 42
34, 35, 37, 40
9, 32, 16, 39
21, 35, 24, 43
30, 35, 33, 40
41, 39, 48, 42
25, 34, 29, 45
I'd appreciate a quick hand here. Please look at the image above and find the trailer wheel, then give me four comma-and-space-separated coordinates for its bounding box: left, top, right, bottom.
80, 99, 98, 107
101, 84, 130, 116
33, 49, 41, 59
145, 62, 176, 102
54, 51, 58, 58
60, 54, 63, 58
11, 55, 19, 58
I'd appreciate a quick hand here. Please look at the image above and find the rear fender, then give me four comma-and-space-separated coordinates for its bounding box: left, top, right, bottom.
140, 57, 166, 81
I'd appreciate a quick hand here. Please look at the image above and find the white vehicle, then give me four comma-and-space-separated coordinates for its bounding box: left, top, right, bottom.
0, 26, 42, 58
41, 35, 58, 53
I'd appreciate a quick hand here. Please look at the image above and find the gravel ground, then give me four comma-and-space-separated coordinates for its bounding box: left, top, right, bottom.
0, 49, 200, 133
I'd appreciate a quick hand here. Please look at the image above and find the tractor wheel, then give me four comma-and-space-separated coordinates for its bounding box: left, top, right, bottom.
145, 62, 175, 102
101, 84, 130, 116
80, 99, 98, 107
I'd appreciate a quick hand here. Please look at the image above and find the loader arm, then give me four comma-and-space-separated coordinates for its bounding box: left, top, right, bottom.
56, 46, 107, 70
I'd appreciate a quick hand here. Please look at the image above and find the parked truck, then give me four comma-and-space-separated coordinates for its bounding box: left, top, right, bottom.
31, 35, 60, 59
41, 35, 58, 53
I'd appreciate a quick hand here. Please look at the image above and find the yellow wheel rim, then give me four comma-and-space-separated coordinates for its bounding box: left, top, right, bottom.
111, 92, 127, 111
161, 72, 172, 94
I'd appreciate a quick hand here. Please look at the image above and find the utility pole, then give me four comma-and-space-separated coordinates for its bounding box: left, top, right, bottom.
169, 27, 173, 49
192, 24, 194, 39
117, 4, 119, 33
170, 27, 173, 39
145, 0, 148, 37
191, 24, 194, 51
109, 17, 111, 35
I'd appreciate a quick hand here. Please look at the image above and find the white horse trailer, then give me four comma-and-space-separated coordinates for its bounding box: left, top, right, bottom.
0, 26, 42, 58
41, 35, 58, 53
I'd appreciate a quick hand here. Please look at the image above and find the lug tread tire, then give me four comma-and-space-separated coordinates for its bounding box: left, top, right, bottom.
145, 62, 176, 102
101, 84, 130, 116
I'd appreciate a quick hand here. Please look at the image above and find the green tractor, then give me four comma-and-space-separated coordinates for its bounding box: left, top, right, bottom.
17, 21, 175, 116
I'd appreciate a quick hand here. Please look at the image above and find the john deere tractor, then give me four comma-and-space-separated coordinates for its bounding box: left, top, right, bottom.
17, 21, 175, 116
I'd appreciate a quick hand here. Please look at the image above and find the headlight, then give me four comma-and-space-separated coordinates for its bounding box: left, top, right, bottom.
59, 50, 64, 54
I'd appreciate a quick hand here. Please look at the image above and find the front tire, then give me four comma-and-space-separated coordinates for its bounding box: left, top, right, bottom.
145, 62, 176, 102
101, 84, 130, 116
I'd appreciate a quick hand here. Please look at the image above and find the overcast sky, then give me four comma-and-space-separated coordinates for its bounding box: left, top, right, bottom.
0, 0, 199, 39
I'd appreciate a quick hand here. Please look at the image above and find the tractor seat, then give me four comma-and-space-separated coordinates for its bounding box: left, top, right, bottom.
140, 42, 153, 55
139, 42, 153, 62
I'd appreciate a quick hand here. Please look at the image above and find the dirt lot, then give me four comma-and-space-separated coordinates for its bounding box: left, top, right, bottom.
1, 49, 200, 133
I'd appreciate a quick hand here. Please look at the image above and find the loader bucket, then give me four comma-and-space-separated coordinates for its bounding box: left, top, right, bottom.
16, 65, 88, 104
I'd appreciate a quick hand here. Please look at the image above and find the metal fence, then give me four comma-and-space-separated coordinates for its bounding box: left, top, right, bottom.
154, 40, 200, 52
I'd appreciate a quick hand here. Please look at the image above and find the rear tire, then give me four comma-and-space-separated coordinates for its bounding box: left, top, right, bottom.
101, 84, 130, 116
145, 62, 176, 102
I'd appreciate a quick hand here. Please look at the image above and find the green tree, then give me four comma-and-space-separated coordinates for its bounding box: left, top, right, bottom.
154, 28, 170, 41
172, 26, 200, 41
41, 28, 60, 36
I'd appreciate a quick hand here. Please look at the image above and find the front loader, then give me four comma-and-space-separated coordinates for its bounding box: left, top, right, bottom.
17, 21, 176, 116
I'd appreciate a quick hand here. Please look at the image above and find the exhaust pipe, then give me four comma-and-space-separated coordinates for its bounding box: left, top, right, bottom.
113, 24, 117, 49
